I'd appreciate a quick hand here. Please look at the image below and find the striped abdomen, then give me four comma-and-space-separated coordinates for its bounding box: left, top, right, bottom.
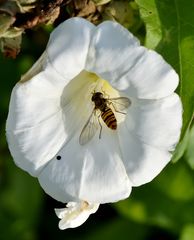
101, 108, 117, 130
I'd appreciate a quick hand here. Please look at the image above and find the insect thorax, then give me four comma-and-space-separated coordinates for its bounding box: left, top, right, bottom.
92, 92, 107, 111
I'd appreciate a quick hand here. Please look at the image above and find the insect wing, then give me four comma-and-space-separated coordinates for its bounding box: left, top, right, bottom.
79, 110, 99, 145
109, 97, 131, 112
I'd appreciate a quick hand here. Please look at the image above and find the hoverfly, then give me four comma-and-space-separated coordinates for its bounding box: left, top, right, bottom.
79, 92, 131, 145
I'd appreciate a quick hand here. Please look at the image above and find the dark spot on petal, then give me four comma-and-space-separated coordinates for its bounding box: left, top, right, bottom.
56, 155, 61, 160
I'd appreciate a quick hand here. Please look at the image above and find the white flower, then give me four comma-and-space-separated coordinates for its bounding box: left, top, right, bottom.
55, 201, 99, 229
6, 17, 182, 229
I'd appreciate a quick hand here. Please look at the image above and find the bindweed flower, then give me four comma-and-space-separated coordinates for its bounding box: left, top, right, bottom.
6, 17, 182, 229
54, 201, 99, 229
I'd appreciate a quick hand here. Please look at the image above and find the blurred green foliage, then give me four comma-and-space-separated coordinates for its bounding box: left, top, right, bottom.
186, 125, 194, 169
1, 1, 194, 240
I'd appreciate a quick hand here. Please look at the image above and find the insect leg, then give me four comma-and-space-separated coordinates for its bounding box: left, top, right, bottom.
97, 114, 102, 139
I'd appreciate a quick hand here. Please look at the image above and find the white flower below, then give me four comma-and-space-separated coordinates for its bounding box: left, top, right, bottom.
55, 201, 99, 229
6, 17, 182, 230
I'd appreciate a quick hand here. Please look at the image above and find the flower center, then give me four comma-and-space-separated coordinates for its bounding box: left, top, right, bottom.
60, 70, 129, 144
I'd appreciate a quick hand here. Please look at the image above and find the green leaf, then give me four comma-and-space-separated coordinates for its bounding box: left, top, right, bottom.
0, 157, 43, 240
180, 224, 194, 240
185, 124, 194, 169
114, 162, 194, 234
154, 161, 194, 202
135, 0, 194, 161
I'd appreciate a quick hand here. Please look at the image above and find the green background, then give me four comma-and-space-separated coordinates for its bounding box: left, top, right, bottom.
1, 1, 194, 239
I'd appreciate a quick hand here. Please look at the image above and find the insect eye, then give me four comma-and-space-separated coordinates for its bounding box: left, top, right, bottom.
56, 155, 61, 160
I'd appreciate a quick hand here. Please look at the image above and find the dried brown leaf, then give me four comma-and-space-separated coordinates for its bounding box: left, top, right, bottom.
1, 34, 21, 58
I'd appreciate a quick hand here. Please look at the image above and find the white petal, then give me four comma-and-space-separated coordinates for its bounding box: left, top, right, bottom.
38, 130, 132, 204
6, 112, 65, 176
47, 17, 94, 81
7, 65, 65, 131
55, 201, 99, 229
85, 21, 143, 87
20, 51, 47, 83
6, 66, 95, 177
118, 122, 171, 186
78, 130, 132, 203
119, 50, 179, 98
85, 21, 178, 99
126, 94, 182, 151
